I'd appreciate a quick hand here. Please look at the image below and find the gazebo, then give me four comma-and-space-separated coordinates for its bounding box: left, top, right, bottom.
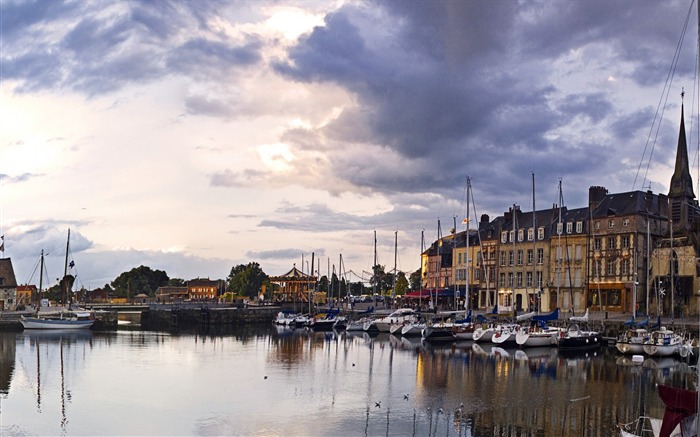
269, 264, 317, 302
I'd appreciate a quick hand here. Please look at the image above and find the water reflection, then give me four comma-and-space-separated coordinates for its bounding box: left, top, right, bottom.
264, 326, 693, 436
1, 326, 697, 436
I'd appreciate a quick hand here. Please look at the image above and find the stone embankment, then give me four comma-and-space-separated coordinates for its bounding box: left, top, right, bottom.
142, 304, 278, 330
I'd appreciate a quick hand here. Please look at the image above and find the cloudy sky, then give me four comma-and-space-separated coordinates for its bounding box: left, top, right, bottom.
1, 0, 699, 291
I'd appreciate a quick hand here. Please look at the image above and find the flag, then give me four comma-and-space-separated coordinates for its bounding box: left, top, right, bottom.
69, 260, 75, 268
0, 235, 4, 252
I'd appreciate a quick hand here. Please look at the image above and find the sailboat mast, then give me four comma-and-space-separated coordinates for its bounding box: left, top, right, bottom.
420, 230, 424, 309
646, 220, 650, 317
557, 180, 562, 311
373, 230, 377, 308
64, 229, 70, 306
511, 204, 516, 316
466, 176, 471, 313
393, 230, 397, 300
37, 250, 44, 313
532, 173, 536, 312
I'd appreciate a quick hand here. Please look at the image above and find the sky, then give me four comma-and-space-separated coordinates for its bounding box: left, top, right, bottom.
1, 0, 700, 291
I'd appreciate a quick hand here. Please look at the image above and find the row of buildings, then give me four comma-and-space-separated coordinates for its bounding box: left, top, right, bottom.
422, 104, 700, 318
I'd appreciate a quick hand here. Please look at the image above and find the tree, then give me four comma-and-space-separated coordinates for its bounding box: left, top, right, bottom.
409, 268, 422, 291
168, 278, 186, 286
227, 262, 269, 299
369, 264, 392, 295
111, 266, 170, 298
395, 272, 409, 295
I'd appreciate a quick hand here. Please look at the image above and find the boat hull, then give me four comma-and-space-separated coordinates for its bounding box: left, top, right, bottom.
21, 317, 94, 330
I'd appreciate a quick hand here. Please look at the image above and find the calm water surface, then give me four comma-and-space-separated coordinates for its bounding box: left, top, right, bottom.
0, 325, 695, 436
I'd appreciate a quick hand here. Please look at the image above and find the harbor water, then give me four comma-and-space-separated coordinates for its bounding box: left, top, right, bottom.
0, 325, 695, 436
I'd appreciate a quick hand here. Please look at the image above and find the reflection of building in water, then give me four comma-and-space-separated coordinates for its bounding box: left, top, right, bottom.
0, 333, 16, 394
404, 343, 675, 435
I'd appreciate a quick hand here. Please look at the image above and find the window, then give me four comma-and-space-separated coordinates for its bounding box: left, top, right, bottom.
526, 272, 533, 287
623, 218, 630, 227
557, 223, 563, 235
594, 238, 602, 251
501, 231, 507, 243
566, 222, 573, 234
516, 272, 523, 287
528, 228, 534, 241
607, 259, 616, 276
500, 252, 506, 266
527, 249, 534, 264
538, 227, 545, 240
594, 221, 601, 230
593, 260, 601, 277
517, 250, 523, 265
621, 259, 630, 275
622, 235, 630, 249
474, 269, 481, 280
509, 251, 514, 266
536, 271, 543, 288
574, 268, 581, 287
458, 253, 462, 264
509, 230, 515, 242
499, 273, 505, 287
537, 248, 544, 264
518, 229, 524, 242
508, 273, 514, 287
576, 221, 583, 233
608, 219, 615, 229
575, 245, 582, 260
608, 237, 616, 250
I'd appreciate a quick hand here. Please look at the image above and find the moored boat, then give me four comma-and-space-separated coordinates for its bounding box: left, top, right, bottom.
515, 323, 562, 347
556, 324, 603, 351
615, 328, 650, 355
642, 327, 683, 357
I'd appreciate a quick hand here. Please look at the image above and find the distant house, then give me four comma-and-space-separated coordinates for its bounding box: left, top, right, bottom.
155, 286, 188, 303
0, 258, 18, 310
186, 278, 219, 301
16, 284, 36, 307
86, 288, 110, 303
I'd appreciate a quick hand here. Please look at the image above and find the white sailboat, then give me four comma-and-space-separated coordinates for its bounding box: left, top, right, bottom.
21, 231, 95, 330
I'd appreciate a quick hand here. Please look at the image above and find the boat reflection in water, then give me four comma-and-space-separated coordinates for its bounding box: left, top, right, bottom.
2, 326, 695, 436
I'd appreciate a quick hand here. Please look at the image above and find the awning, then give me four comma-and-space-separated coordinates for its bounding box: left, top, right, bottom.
404, 289, 464, 298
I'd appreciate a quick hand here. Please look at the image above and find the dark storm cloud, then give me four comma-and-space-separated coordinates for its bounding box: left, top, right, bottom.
272, 0, 694, 220
1, 1, 263, 95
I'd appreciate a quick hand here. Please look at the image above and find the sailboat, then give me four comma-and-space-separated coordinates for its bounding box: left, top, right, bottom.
21, 231, 95, 330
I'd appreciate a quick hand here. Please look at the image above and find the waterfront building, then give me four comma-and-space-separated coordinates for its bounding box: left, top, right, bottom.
0, 258, 17, 310
15, 284, 35, 308
477, 214, 501, 309
586, 187, 667, 316
186, 278, 219, 300
549, 206, 588, 314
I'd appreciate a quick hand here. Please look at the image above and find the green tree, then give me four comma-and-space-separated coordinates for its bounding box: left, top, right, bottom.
227, 262, 269, 299
369, 264, 392, 295
168, 278, 186, 286
409, 268, 422, 291
395, 272, 409, 295
111, 266, 169, 298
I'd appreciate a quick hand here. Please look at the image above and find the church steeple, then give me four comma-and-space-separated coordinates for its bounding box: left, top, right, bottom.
668, 96, 696, 234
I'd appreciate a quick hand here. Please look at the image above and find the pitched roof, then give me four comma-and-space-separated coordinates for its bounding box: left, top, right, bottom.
0, 258, 17, 288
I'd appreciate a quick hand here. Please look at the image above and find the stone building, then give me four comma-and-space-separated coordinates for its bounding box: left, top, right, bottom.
0, 258, 17, 310
650, 103, 700, 319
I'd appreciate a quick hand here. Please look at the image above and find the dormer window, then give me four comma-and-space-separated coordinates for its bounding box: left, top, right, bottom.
566, 222, 573, 234
537, 227, 545, 240
501, 231, 507, 243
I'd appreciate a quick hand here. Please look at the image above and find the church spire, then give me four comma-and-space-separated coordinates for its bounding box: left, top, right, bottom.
668, 93, 696, 234
669, 101, 695, 199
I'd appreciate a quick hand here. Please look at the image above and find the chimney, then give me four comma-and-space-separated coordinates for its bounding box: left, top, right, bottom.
589, 186, 608, 211
480, 214, 490, 223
